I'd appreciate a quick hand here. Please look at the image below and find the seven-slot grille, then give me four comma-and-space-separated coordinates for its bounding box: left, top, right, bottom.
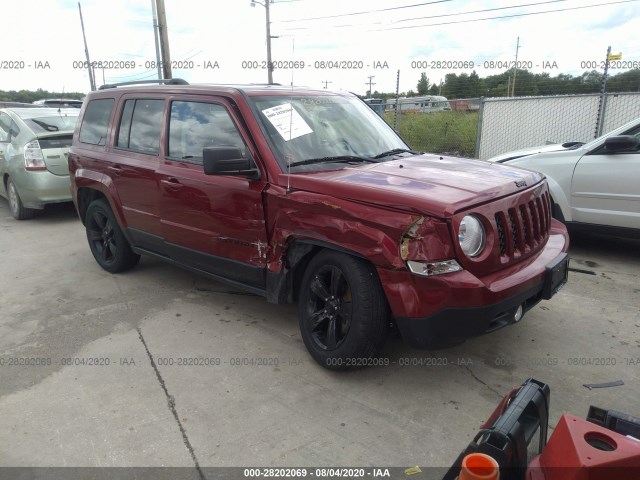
495, 191, 551, 258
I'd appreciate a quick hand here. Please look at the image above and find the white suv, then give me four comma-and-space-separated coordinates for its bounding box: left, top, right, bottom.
490, 117, 640, 236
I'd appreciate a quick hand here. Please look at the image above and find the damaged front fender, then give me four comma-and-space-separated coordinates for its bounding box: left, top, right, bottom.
263, 185, 455, 303
400, 216, 454, 262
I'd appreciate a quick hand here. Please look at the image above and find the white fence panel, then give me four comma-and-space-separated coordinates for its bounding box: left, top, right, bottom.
600, 92, 640, 134
477, 95, 600, 160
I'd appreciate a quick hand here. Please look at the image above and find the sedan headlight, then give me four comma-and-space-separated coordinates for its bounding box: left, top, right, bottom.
458, 215, 485, 257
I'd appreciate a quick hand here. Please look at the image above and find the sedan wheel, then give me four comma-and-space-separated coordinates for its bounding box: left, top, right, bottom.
7, 178, 35, 220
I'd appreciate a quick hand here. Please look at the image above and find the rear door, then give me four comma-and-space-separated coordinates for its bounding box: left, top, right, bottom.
109, 96, 165, 251
571, 125, 640, 228
157, 96, 268, 290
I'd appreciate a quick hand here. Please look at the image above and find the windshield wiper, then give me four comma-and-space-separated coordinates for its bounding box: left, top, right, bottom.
287, 155, 377, 167
31, 119, 59, 132
372, 148, 418, 159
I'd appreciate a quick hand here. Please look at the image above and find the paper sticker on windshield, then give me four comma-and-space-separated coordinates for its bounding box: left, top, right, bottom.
262, 103, 313, 141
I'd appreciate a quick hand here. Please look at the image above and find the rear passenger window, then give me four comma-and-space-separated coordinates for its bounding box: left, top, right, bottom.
116, 99, 164, 155
79, 98, 114, 146
168, 101, 246, 164
0, 113, 11, 142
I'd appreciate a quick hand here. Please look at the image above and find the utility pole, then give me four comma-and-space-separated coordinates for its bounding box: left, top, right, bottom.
322, 80, 332, 89
78, 3, 96, 91
365, 75, 375, 97
595, 46, 612, 138
156, 0, 172, 79
265, 0, 273, 84
251, 1, 274, 84
151, 0, 162, 80
511, 36, 520, 96
393, 70, 400, 131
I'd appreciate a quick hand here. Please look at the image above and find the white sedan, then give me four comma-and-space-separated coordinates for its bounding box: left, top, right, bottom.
489, 117, 640, 236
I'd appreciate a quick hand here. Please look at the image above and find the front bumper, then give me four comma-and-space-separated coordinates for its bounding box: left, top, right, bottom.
378, 225, 569, 349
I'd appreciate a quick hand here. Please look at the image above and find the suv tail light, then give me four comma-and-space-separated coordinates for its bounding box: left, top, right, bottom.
24, 140, 47, 171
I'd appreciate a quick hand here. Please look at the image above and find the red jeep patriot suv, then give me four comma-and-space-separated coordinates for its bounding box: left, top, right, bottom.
68, 79, 569, 369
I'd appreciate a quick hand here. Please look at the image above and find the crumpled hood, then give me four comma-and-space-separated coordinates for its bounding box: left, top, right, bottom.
284, 154, 544, 217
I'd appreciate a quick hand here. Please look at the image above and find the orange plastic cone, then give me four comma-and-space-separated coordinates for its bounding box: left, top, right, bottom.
458, 452, 500, 480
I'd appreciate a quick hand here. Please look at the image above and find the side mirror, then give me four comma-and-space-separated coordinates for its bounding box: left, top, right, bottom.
604, 135, 639, 153
203, 146, 260, 179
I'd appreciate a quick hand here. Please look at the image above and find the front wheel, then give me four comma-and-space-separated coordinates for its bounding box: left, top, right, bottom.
298, 250, 389, 370
551, 197, 566, 224
85, 199, 140, 273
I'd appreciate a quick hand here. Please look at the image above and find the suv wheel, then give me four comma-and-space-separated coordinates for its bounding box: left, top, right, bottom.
7, 178, 35, 220
298, 250, 388, 370
85, 199, 140, 273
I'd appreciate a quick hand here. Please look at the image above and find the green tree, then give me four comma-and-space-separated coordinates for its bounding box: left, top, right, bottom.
417, 73, 429, 95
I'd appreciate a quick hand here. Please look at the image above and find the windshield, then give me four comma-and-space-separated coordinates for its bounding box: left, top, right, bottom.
580, 120, 640, 151
249, 94, 409, 172
24, 114, 78, 134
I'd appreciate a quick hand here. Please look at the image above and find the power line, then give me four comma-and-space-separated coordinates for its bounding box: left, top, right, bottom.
392, 0, 568, 24
277, 0, 639, 32
377, 0, 640, 32
276, 0, 452, 23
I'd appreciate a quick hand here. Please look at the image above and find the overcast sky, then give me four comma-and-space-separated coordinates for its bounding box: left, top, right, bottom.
3, 0, 640, 95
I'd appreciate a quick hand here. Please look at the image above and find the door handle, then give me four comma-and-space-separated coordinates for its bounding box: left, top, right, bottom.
161, 178, 184, 191
107, 165, 123, 176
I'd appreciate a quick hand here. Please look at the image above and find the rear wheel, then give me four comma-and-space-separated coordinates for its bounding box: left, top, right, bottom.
7, 178, 35, 220
298, 250, 388, 370
85, 199, 140, 273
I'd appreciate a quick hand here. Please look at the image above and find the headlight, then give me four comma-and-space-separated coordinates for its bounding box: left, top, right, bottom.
458, 215, 485, 257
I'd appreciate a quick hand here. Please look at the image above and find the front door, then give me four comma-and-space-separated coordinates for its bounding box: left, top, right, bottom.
571, 126, 640, 228
157, 97, 268, 289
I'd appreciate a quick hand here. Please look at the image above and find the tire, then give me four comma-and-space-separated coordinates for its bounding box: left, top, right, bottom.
551, 198, 566, 224
7, 178, 35, 220
85, 199, 140, 273
297, 250, 389, 370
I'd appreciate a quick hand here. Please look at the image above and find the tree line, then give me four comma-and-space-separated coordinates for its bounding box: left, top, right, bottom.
368, 68, 640, 100
0, 88, 84, 103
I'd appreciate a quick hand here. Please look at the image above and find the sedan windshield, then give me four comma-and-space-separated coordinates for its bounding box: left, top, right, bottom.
24, 115, 79, 134
250, 94, 411, 172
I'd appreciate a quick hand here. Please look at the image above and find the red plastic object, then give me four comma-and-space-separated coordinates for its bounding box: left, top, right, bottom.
459, 453, 500, 480
527, 413, 640, 480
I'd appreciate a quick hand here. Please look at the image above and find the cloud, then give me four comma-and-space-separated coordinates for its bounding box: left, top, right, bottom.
588, 5, 640, 29
4, 0, 640, 94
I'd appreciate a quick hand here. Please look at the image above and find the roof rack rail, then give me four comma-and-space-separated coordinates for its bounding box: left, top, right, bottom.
99, 78, 189, 90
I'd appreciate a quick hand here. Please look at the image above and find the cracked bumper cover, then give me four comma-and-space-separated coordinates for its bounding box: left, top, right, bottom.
379, 233, 569, 349
394, 284, 545, 349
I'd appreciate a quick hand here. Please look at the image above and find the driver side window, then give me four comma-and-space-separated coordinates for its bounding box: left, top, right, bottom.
168, 101, 246, 164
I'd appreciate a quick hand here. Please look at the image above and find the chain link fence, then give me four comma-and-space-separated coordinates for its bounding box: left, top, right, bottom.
383, 97, 480, 158
476, 92, 640, 160
381, 93, 640, 160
